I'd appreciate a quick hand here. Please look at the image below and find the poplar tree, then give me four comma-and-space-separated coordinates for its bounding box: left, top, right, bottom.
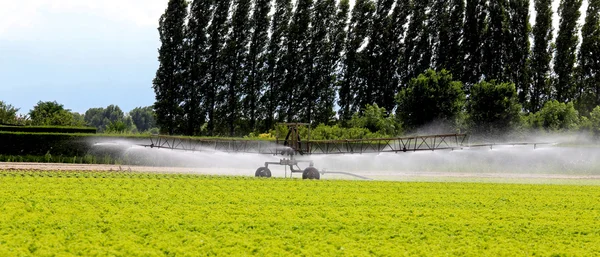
314, 0, 349, 124
403, 0, 432, 84
554, 0, 582, 102
184, 0, 213, 135
577, 0, 600, 113
530, 0, 553, 112
219, 0, 251, 136
362, 0, 394, 111
205, 0, 232, 135
388, 0, 411, 90
430, 0, 449, 71
243, 0, 271, 132
281, 0, 313, 122
482, 0, 508, 81
462, 0, 487, 85
506, 0, 531, 107
153, 0, 188, 135
303, 0, 337, 124
263, 0, 292, 130
338, 0, 375, 123
444, 0, 465, 78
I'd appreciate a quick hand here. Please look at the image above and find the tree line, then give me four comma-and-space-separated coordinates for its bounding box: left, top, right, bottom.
0, 101, 157, 134
153, 0, 599, 137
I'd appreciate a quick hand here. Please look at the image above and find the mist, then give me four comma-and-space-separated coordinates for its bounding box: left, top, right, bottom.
88, 132, 600, 182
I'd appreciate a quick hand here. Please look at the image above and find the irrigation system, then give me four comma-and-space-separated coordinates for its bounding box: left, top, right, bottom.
138, 123, 552, 180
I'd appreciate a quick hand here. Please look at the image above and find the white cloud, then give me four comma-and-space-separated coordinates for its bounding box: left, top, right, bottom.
0, 0, 167, 38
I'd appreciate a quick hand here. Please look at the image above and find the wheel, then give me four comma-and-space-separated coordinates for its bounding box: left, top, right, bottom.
255, 167, 272, 178
302, 167, 320, 180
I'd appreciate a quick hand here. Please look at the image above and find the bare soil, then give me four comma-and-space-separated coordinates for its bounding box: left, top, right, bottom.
2, 162, 600, 181
0, 162, 211, 174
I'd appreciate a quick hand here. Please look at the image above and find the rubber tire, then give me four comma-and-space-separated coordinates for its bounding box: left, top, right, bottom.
255, 167, 272, 178
302, 167, 320, 180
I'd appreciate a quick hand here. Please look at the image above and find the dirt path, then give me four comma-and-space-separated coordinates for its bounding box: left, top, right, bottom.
0, 162, 216, 174
2, 162, 600, 181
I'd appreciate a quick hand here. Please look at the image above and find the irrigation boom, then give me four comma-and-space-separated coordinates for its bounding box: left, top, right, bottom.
139, 124, 551, 180
142, 133, 469, 155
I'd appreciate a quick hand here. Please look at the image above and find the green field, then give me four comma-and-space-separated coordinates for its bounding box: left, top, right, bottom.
1, 171, 599, 256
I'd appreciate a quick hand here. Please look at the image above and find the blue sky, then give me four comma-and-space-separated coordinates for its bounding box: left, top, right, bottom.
0, 0, 166, 114
0, 0, 588, 115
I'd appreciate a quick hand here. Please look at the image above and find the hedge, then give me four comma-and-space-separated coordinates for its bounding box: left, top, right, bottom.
0, 133, 218, 166
0, 132, 148, 157
0, 125, 97, 134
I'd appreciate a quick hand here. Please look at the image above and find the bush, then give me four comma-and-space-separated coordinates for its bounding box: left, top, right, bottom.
466, 80, 522, 135
349, 104, 401, 136
266, 123, 394, 141
0, 126, 97, 134
588, 106, 600, 135
309, 124, 389, 140
396, 69, 465, 131
530, 100, 580, 131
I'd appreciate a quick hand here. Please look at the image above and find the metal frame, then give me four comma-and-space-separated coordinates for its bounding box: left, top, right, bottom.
139, 129, 550, 180
143, 133, 469, 155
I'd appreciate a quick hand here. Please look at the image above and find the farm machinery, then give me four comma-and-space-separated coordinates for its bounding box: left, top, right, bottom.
139, 123, 489, 180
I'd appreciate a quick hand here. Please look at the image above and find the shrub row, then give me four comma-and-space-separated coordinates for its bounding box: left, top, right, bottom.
0, 125, 97, 134
0, 132, 147, 157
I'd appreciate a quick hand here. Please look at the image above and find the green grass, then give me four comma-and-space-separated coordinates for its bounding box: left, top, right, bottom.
1, 171, 599, 256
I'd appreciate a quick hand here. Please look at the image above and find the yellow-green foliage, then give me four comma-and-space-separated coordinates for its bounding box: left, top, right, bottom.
1, 171, 599, 256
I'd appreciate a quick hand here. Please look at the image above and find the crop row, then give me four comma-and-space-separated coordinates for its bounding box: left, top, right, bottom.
1, 171, 599, 256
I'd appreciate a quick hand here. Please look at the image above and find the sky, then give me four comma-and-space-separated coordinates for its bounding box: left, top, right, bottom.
0, 0, 167, 114
0, 0, 590, 115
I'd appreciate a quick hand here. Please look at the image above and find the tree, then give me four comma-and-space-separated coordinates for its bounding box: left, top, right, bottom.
205, 0, 232, 135
386, 0, 411, 100
105, 118, 133, 134
403, 0, 432, 84
153, 0, 188, 135
243, 0, 271, 132
183, 0, 213, 136
396, 69, 465, 130
361, 0, 394, 111
314, 0, 350, 124
462, 0, 487, 85
129, 106, 157, 132
302, 0, 339, 124
435, 0, 464, 78
84, 105, 127, 132
338, 0, 375, 123
71, 112, 86, 127
577, 0, 600, 114
467, 80, 522, 135
530, 0, 553, 112
554, 0, 582, 102
263, 0, 292, 130
29, 101, 74, 126
506, 0, 531, 107
430, 0, 449, 71
84, 108, 104, 130
0, 101, 19, 125
482, 0, 508, 81
281, 0, 313, 122
219, 0, 251, 136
